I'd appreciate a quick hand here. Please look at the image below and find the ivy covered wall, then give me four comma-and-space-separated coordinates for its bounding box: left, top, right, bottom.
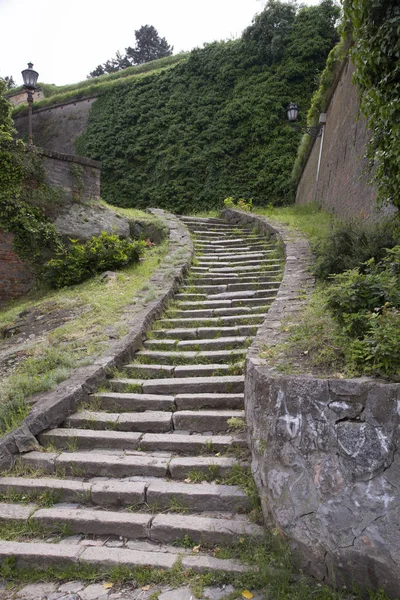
76, 0, 340, 212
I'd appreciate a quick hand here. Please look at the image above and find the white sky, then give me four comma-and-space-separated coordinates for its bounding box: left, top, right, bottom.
0, 0, 321, 87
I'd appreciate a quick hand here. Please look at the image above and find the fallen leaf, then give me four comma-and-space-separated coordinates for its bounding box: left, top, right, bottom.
103, 583, 113, 589
242, 591, 254, 599
184, 478, 192, 483
141, 585, 151, 591
192, 545, 201, 553
213, 547, 221, 555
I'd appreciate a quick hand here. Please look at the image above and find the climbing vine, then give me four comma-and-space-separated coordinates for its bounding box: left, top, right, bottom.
342, 0, 400, 211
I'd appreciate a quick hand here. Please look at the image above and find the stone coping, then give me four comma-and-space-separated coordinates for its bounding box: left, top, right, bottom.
38, 148, 101, 169
13, 95, 97, 117
0, 209, 193, 471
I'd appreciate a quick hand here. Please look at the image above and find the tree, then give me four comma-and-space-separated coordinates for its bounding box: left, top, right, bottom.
125, 25, 173, 65
88, 25, 173, 78
0, 76, 16, 90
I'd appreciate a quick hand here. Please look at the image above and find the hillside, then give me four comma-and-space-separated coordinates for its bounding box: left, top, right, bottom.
75, 0, 339, 212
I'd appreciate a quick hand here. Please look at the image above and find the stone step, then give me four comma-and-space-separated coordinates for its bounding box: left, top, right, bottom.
21, 451, 245, 480
0, 540, 248, 573
21, 451, 171, 478
173, 410, 245, 433
0, 476, 249, 512
40, 428, 143, 451
206, 287, 279, 299
151, 325, 257, 340
91, 392, 175, 412
175, 297, 276, 310
179, 216, 229, 225
157, 314, 266, 327
191, 270, 281, 284
126, 363, 241, 378
65, 410, 172, 433
205, 263, 281, 273
198, 252, 274, 262
198, 237, 266, 246
145, 480, 250, 512
168, 456, 247, 479
174, 393, 244, 410
42, 428, 244, 453
165, 336, 250, 351
169, 306, 269, 319
181, 282, 276, 294
149, 513, 264, 545
134, 348, 246, 365
0, 502, 262, 545
139, 432, 244, 453
109, 375, 244, 395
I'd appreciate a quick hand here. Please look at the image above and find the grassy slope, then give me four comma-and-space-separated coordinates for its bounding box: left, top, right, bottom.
0, 209, 168, 436
11, 54, 188, 117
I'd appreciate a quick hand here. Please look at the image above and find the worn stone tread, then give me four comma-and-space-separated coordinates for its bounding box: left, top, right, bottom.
66, 410, 172, 433
169, 456, 246, 479
139, 433, 237, 452
40, 428, 143, 451
91, 392, 175, 412
173, 410, 245, 432
109, 376, 244, 395
174, 393, 244, 410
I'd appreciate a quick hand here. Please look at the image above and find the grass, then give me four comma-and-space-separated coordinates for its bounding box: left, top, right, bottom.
0, 488, 60, 508
0, 237, 168, 437
253, 203, 333, 248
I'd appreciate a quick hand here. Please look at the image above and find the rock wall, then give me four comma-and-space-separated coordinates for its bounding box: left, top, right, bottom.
223, 208, 400, 598
0, 231, 35, 306
13, 98, 96, 154
296, 60, 396, 222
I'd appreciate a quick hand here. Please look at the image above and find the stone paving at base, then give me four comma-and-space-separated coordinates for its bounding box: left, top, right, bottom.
0, 581, 265, 600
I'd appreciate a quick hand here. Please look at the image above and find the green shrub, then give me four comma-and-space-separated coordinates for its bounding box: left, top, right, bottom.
43, 232, 146, 288
325, 246, 400, 376
313, 219, 400, 280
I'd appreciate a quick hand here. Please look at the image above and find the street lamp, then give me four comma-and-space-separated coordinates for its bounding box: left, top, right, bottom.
287, 103, 324, 138
21, 62, 39, 146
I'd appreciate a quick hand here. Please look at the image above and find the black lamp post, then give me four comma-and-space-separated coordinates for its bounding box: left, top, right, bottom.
21, 63, 39, 146
287, 103, 324, 138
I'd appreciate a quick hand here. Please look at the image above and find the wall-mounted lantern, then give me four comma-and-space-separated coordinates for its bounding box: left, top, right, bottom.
287, 103, 325, 138
21, 62, 39, 146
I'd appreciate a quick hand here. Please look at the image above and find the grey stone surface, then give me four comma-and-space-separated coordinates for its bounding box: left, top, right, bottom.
58, 581, 85, 593
203, 585, 235, 600
223, 208, 400, 596
158, 588, 193, 600
15, 583, 58, 599
79, 583, 110, 600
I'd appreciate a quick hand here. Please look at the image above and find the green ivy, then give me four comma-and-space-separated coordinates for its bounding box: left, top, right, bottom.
76, 1, 339, 212
342, 0, 400, 211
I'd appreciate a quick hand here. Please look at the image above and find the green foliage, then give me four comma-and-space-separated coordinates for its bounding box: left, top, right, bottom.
343, 0, 400, 210
223, 197, 253, 212
43, 232, 146, 288
76, 1, 339, 212
326, 246, 400, 376
313, 219, 400, 280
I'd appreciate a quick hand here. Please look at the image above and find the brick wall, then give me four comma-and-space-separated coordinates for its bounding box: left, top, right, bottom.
7, 88, 45, 107
296, 60, 396, 221
0, 230, 35, 306
13, 97, 96, 154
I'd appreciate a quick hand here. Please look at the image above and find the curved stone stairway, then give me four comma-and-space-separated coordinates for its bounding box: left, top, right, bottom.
0, 216, 283, 576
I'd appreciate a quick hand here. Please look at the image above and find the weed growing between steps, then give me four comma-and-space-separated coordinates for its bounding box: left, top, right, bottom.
0, 241, 168, 437
0, 538, 390, 599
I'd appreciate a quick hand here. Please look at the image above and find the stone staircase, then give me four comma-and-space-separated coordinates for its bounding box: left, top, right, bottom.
0, 216, 283, 575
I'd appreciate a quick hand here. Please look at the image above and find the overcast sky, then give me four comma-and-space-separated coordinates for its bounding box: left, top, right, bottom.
0, 0, 321, 87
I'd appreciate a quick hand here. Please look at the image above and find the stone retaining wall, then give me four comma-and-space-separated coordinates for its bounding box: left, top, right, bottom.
13, 97, 96, 154
223, 208, 400, 598
0, 230, 34, 306
0, 210, 193, 470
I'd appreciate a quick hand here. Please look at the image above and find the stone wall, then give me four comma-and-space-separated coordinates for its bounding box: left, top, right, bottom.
40, 149, 101, 204
7, 88, 45, 107
296, 60, 396, 222
0, 231, 35, 306
223, 209, 400, 598
13, 98, 96, 154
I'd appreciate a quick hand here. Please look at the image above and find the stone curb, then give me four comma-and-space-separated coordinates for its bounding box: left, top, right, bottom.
221, 207, 315, 367
0, 209, 193, 471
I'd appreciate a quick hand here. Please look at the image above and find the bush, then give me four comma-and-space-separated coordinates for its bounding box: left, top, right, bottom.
313, 219, 400, 280
43, 232, 146, 288
326, 246, 400, 377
